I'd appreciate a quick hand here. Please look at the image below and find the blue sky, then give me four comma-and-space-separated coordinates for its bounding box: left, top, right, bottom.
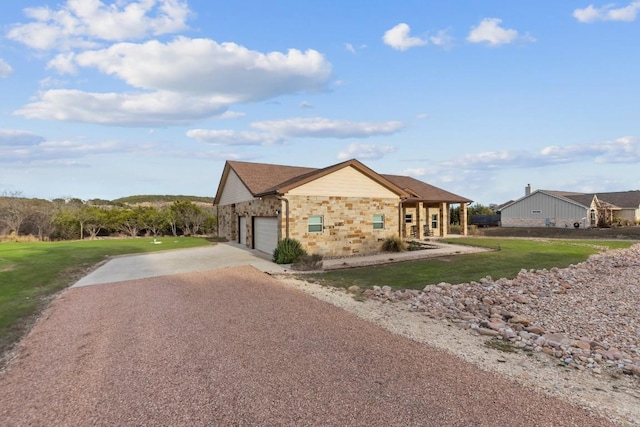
1, 1, 638, 205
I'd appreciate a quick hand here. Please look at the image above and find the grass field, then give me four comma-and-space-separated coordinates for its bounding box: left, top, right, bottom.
0, 237, 212, 358
304, 238, 634, 291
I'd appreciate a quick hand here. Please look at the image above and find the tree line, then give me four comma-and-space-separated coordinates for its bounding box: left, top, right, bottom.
0, 193, 217, 241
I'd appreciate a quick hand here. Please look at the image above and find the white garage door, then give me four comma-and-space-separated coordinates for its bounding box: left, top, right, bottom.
254, 217, 278, 254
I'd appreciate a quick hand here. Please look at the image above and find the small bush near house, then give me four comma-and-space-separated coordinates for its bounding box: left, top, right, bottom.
292, 254, 323, 271
381, 236, 406, 252
273, 238, 307, 264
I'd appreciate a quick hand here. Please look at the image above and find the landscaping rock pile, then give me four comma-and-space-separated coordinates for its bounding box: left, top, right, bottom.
363, 243, 640, 377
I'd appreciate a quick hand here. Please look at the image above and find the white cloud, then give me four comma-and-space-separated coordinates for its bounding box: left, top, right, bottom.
337, 143, 396, 160
383, 23, 427, 51
0, 129, 46, 146
185, 129, 283, 146
300, 101, 314, 109
0, 59, 13, 77
0, 134, 129, 165
7, 0, 191, 50
467, 18, 530, 46
219, 111, 245, 119
251, 117, 405, 138
15, 89, 229, 126
573, 2, 640, 22
51, 37, 331, 99
20, 38, 332, 126
441, 136, 640, 169
345, 43, 356, 54
429, 29, 454, 48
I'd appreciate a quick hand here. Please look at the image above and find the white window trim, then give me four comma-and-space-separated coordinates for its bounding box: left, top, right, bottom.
373, 214, 384, 229
308, 215, 323, 233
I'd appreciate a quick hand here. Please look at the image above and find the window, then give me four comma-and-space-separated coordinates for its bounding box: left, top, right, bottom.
405, 214, 413, 223
531, 210, 542, 214
373, 214, 384, 229
431, 214, 438, 229
308, 215, 323, 232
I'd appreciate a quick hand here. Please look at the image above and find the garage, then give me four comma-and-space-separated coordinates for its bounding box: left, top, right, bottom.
253, 217, 278, 254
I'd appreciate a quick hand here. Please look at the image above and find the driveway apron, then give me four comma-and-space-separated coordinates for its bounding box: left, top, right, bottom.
0, 266, 612, 426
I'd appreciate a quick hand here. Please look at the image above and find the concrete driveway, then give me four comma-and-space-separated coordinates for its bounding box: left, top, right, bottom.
72, 241, 489, 288
72, 243, 287, 287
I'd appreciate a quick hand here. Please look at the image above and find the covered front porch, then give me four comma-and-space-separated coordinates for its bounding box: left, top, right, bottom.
399, 200, 468, 239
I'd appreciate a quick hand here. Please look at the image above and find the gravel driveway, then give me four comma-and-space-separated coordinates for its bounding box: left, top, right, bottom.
0, 266, 613, 426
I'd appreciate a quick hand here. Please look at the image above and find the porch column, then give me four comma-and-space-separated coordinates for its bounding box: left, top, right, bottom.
416, 202, 423, 239
461, 203, 468, 236
440, 202, 448, 237
400, 203, 406, 238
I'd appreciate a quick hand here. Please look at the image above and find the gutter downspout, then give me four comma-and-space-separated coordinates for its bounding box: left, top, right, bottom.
275, 195, 290, 239
398, 199, 404, 238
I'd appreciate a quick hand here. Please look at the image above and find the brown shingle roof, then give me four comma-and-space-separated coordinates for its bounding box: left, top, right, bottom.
595, 190, 640, 208
227, 160, 316, 195
381, 174, 472, 203
216, 159, 472, 204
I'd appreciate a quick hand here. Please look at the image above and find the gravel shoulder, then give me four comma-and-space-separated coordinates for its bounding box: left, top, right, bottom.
278, 243, 640, 426
0, 266, 619, 426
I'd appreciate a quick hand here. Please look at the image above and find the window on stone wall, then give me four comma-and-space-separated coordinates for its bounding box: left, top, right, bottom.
431, 214, 438, 229
308, 215, 323, 232
405, 214, 413, 223
373, 214, 384, 229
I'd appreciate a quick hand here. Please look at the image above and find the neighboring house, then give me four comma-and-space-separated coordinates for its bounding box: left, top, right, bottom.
500, 185, 640, 228
213, 159, 472, 257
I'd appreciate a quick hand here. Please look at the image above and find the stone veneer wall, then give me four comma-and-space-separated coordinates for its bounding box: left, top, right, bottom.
217, 196, 281, 246
285, 195, 400, 257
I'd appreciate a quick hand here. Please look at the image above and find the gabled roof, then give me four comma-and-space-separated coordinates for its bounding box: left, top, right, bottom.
381, 174, 472, 203
500, 188, 640, 212
547, 192, 596, 207
214, 159, 472, 204
262, 159, 410, 197
228, 160, 316, 195
500, 189, 591, 211
594, 190, 640, 209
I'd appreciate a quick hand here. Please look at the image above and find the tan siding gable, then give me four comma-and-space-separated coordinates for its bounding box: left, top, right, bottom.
286, 166, 399, 198
219, 169, 254, 205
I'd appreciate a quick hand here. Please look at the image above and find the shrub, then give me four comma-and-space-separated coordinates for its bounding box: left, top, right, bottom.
273, 238, 307, 264
292, 254, 323, 271
381, 236, 406, 252
449, 224, 462, 235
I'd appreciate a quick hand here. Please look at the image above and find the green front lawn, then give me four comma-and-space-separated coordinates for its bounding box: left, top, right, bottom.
304, 238, 633, 291
0, 237, 212, 357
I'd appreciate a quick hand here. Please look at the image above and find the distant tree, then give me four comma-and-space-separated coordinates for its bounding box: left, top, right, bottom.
114, 207, 145, 238
27, 200, 56, 240
468, 203, 495, 217
169, 201, 204, 236
0, 192, 31, 236
86, 198, 113, 206
52, 205, 81, 240
139, 206, 168, 236
202, 211, 218, 235
451, 203, 497, 225
595, 199, 616, 228
83, 206, 109, 239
